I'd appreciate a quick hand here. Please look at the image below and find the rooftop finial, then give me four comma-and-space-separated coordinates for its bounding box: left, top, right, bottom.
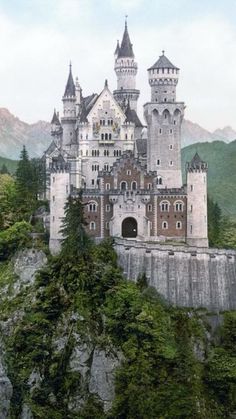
69, 61, 72, 71
162, 50, 165, 56
105, 79, 108, 88
125, 14, 128, 28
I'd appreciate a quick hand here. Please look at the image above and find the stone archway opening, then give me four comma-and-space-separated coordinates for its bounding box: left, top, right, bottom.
122, 217, 138, 238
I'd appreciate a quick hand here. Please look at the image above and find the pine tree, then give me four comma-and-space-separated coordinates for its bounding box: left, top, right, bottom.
15, 146, 35, 220
208, 196, 222, 246
0, 164, 9, 174
60, 190, 91, 258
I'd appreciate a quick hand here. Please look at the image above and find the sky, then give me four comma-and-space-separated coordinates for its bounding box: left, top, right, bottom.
0, 0, 236, 131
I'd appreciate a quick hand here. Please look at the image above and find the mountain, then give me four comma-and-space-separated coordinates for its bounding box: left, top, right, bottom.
0, 108, 51, 159
182, 120, 236, 147
0, 108, 236, 159
182, 140, 236, 217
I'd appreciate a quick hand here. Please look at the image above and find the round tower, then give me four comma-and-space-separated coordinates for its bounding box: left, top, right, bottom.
144, 52, 185, 188
186, 153, 208, 247
113, 20, 140, 112
147, 51, 179, 103
49, 156, 70, 254
61, 63, 77, 146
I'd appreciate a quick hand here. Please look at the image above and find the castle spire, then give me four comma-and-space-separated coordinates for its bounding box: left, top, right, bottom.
64, 62, 75, 97
118, 18, 134, 58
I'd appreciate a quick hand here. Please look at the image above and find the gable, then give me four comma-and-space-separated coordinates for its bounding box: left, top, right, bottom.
87, 86, 126, 125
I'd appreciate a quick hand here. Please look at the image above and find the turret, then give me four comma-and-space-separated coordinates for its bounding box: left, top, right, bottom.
75, 76, 82, 116
49, 155, 70, 254
113, 20, 140, 112
51, 109, 62, 145
61, 63, 77, 145
186, 153, 208, 247
144, 52, 185, 188
148, 51, 179, 103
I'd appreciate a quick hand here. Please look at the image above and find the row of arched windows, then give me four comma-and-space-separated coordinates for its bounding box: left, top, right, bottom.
120, 181, 137, 191
160, 200, 184, 212
101, 133, 112, 140
162, 221, 182, 230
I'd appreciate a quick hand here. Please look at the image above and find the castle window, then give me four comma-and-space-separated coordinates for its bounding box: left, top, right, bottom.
191, 204, 193, 212
92, 179, 95, 186
156, 159, 160, 166
169, 161, 173, 166
105, 133, 108, 140
159, 129, 162, 134
52, 216, 55, 222
174, 201, 184, 212
109, 133, 112, 140
164, 98, 167, 102
174, 120, 176, 125
169, 144, 173, 150
86, 150, 88, 156
190, 224, 193, 233
160, 200, 170, 212
101, 133, 104, 140
106, 204, 111, 212
162, 221, 168, 229
88, 202, 97, 212
119, 150, 122, 156
106, 183, 110, 190
157, 176, 162, 185
176, 221, 182, 229
147, 183, 152, 190
131, 181, 137, 190
170, 129, 173, 134
127, 170, 131, 175
190, 185, 193, 191
106, 222, 110, 230
86, 134, 88, 139
104, 164, 109, 171
92, 165, 94, 171
125, 133, 128, 140
53, 177, 55, 183
120, 181, 127, 191
148, 204, 152, 212
90, 221, 96, 230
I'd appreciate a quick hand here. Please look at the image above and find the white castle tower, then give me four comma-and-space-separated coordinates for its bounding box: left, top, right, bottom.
61, 63, 77, 146
49, 156, 70, 254
186, 153, 208, 247
113, 20, 140, 112
144, 51, 185, 188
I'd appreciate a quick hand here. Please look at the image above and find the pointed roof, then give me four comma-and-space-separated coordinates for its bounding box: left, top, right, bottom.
51, 109, 61, 125
125, 101, 143, 127
148, 51, 179, 71
63, 63, 75, 97
186, 152, 208, 171
114, 40, 120, 55
118, 21, 134, 58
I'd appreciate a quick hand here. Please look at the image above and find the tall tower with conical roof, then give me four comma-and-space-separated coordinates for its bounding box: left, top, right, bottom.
113, 20, 140, 112
61, 63, 77, 146
144, 52, 185, 188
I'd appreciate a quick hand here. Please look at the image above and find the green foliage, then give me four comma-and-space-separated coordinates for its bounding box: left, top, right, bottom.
60, 191, 91, 259
0, 155, 18, 174
0, 221, 32, 260
0, 174, 17, 228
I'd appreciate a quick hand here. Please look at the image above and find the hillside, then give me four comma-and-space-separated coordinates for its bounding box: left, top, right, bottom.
182, 140, 236, 217
0, 108, 51, 159
0, 155, 18, 173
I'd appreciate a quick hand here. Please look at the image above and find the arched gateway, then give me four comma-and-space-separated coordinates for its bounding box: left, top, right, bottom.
122, 217, 138, 238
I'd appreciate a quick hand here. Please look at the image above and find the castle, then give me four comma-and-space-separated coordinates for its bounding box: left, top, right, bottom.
45, 21, 208, 254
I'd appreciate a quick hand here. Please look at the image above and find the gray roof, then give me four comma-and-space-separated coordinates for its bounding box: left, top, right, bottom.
117, 22, 134, 58
148, 52, 179, 71
125, 102, 143, 127
136, 138, 147, 155
45, 140, 58, 155
79, 94, 98, 123
114, 40, 120, 55
186, 152, 208, 171
64, 64, 75, 97
51, 109, 61, 125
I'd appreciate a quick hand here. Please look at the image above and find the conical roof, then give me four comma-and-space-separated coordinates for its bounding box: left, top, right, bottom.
148, 51, 179, 70
114, 40, 120, 55
64, 63, 75, 97
51, 109, 61, 125
186, 152, 208, 171
118, 21, 134, 58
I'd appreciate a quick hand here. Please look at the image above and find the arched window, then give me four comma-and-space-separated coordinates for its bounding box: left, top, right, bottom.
147, 183, 152, 190
157, 176, 162, 185
131, 181, 137, 190
109, 133, 112, 140
120, 181, 127, 191
162, 221, 168, 229
88, 201, 98, 212
105, 133, 108, 140
176, 221, 182, 229
148, 204, 152, 212
101, 133, 104, 140
174, 200, 184, 212
90, 221, 96, 230
160, 200, 170, 212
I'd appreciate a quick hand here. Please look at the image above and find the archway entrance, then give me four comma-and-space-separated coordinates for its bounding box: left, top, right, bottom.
122, 217, 138, 238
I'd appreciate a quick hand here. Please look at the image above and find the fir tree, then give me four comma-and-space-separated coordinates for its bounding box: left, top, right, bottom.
0, 164, 9, 174
60, 190, 91, 258
208, 196, 222, 246
15, 146, 35, 219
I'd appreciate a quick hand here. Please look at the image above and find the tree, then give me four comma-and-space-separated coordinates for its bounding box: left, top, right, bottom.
208, 196, 222, 246
60, 190, 91, 258
0, 174, 17, 228
15, 146, 36, 220
0, 163, 9, 174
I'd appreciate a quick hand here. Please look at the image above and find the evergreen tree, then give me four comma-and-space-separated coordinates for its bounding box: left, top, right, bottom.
15, 146, 35, 219
60, 190, 91, 258
208, 196, 222, 246
0, 163, 9, 174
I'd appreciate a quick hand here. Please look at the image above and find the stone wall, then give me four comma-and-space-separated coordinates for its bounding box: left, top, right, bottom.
114, 238, 236, 311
